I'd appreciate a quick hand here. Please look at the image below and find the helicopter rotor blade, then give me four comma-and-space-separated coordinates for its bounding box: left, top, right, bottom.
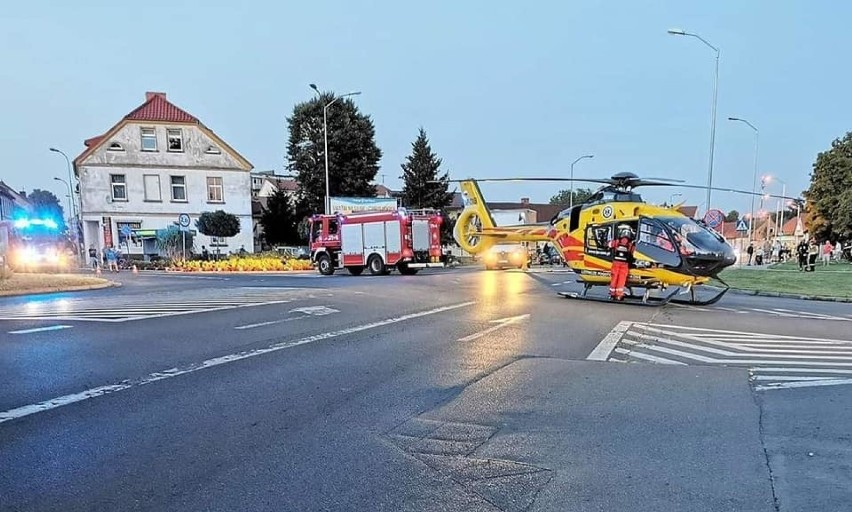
674, 183, 801, 202
641, 177, 686, 183
442, 177, 614, 185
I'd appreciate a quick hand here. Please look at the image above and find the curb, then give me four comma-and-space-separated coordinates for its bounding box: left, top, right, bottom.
0, 280, 121, 298
728, 287, 852, 303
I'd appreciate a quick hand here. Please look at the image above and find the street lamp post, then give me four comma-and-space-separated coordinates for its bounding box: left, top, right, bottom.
728, 117, 759, 244
309, 84, 362, 214
53, 177, 73, 229
49, 147, 82, 262
670, 193, 683, 206
568, 154, 594, 209
668, 28, 720, 215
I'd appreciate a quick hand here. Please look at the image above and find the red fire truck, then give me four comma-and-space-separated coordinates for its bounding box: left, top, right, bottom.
309, 208, 446, 276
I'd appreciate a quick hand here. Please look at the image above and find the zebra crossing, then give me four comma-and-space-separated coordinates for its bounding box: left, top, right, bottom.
592, 321, 852, 390
671, 303, 852, 322
0, 287, 313, 323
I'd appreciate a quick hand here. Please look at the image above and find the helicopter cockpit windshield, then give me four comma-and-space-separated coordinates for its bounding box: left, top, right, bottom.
657, 216, 731, 258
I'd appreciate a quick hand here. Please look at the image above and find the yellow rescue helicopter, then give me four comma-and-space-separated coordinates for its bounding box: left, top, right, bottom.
451, 172, 796, 306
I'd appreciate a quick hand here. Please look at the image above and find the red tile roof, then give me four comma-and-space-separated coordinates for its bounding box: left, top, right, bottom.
781, 217, 799, 236
84, 135, 105, 147
677, 206, 698, 218
123, 92, 197, 123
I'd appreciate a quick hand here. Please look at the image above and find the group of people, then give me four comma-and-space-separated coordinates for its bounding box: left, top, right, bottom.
745, 238, 847, 270
87, 245, 122, 272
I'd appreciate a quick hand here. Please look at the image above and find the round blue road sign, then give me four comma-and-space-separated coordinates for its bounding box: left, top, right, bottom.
703, 209, 724, 229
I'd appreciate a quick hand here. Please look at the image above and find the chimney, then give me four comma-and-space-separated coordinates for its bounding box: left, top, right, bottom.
145, 91, 166, 101
520, 197, 530, 207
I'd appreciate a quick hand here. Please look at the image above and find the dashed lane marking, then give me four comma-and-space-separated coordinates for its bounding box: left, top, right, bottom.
0, 301, 476, 425
8, 325, 72, 335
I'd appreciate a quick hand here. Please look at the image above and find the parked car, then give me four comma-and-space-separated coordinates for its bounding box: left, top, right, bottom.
275, 246, 310, 260
483, 244, 529, 270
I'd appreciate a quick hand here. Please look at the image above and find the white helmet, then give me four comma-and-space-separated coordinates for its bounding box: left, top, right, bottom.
617, 224, 634, 238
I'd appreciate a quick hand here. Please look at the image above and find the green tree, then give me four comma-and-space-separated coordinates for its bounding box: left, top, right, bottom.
156, 226, 195, 261
725, 210, 740, 222
549, 187, 594, 207
27, 189, 66, 232
805, 131, 852, 240
287, 91, 382, 214
195, 210, 241, 257
400, 128, 454, 210
260, 190, 301, 246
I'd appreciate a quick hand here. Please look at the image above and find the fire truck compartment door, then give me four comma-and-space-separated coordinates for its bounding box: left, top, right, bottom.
385, 220, 401, 255
342, 224, 364, 256
412, 220, 430, 251
363, 222, 387, 259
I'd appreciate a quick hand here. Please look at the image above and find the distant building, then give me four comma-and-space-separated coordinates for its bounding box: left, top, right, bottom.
250, 171, 300, 250
0, 182, 32, 221
74, 92, 254, 258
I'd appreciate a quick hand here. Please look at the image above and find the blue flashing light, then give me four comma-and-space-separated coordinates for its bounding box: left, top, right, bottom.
13, 219, 29, 229
12, 217, 60, 231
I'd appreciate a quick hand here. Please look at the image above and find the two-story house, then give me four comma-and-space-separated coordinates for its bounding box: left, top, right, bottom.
74, 92, 253, 258
0, 181, 32, 221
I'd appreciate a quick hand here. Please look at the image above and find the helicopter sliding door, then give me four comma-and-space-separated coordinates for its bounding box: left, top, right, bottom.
635, 218, 682, 268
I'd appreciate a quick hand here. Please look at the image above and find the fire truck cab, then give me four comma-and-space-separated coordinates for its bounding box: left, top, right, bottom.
309, 208, 446, 276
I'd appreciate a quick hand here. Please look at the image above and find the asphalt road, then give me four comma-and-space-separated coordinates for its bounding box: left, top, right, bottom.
1, 266, 850, 511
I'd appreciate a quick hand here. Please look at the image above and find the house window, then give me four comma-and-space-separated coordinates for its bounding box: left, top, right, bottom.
108, 142, 124, 151
171, 176, 187, 201
111, 174, 127, 201
207, 176, 224, 202
167, 129, 183, 152
141, 128, 157, 151
205, 145, 221, 154
143, 174, 161, 201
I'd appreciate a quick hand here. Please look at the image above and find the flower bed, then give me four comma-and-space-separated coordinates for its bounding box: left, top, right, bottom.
172, 256, 314, 272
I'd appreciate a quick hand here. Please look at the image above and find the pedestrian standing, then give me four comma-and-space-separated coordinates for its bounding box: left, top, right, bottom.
807, 240, 819, 271
106, 246, 119, 272
822, 240, 832, 266
608, 224, 635, 301
88, 246, 99, 270
796, 239, 808, 271
746, 243, 754, 266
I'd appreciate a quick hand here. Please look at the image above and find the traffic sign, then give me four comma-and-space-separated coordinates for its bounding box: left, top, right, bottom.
120, 225, 133, 237
703, 209, 725, 229
178, 213, 191, 227
736, 218, 749, 232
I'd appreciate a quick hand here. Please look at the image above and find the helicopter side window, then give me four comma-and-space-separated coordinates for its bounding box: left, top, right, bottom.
635, 218, 683, 268
584, 224, 614, 259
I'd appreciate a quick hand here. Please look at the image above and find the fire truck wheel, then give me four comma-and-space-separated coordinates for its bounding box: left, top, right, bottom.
367, 254, 386, 276
317, 253, 335, 275
398, 263, 419, 275
347, 266, 364, 276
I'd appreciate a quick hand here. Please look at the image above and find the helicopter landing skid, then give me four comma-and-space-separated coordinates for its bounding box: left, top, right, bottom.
668, 277, 730, 306
558, 287, 679, 307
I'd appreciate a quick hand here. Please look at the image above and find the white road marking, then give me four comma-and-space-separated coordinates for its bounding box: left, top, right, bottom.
0, 301, 476, 425
755, 378, 852, 391
8, 325, 72, 335
457, 314, 530, 342
234, 316, 306, 330
587, 320, 633, 361
290, 305, 339, 316
551, 283, 561, 286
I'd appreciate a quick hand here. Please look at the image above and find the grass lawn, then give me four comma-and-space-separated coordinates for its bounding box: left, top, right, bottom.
720, 261, 852, 298
0, 273, 112, 297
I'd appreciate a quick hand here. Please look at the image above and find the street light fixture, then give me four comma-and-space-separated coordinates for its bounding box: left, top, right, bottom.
728, 117, 759, 244
568, 154, 594, 209
49, 147, 83, 262
309, 84, 362, 214
668, 28, 720, 215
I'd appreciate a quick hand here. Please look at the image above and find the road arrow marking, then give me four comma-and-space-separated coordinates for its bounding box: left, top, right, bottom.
290, 306, 339, 316
457, 314, 530, 342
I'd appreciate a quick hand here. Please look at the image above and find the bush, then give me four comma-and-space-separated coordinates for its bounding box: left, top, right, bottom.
171, 256, 313, 272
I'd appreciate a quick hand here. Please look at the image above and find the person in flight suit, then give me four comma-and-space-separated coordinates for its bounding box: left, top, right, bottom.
608, 224, 636, 301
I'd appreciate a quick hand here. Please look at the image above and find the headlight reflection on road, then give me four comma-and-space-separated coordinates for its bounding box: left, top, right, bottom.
476, 269, 527, 308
